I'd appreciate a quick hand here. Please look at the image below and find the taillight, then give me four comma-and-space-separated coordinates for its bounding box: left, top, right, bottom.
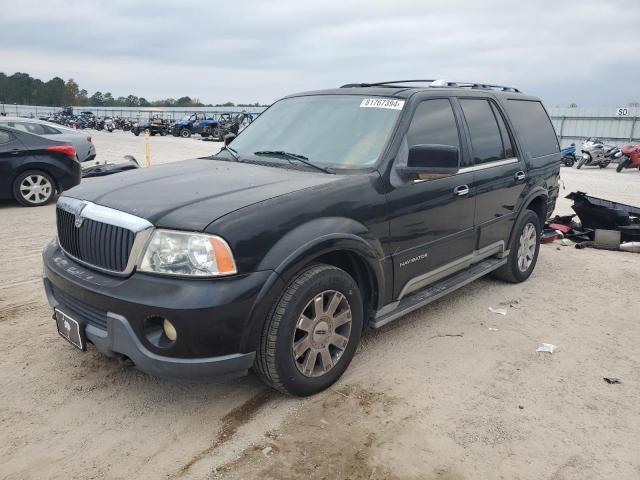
87, 136, 92, 142
46, 145, 77, 158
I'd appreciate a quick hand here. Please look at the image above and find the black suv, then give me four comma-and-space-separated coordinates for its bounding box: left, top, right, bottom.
42, 80, 560, 396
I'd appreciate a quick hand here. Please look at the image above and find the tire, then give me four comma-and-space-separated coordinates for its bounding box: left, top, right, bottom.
616, 158, 629, 172
180, 129, 191, 138
12, 170, 56, 207
492, 210, 541, 283
576, 156, 587, 169
255, 264, 363, 396
133, 129, 140, 137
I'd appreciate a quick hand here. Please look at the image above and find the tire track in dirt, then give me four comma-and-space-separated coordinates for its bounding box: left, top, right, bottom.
173, 389, 275, 477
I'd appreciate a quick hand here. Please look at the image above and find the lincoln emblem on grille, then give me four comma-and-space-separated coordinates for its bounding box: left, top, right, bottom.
73, 203, 87, 228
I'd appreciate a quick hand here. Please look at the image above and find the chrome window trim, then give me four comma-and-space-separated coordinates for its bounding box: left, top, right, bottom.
56, 196, 154, 276
458, 157, 519, 174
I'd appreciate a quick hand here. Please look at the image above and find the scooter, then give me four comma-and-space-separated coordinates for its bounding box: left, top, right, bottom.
616, 144, 640, 172
561, 144, 577, 167
577, 138, 617, 169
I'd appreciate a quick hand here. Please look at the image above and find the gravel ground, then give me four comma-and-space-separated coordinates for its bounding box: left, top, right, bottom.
0, 131, 639, 480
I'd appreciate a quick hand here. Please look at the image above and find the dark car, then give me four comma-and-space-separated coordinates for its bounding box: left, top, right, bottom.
42, 80, 561, 395
0, 126, 81, 206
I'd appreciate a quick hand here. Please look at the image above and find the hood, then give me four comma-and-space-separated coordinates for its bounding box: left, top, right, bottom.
64, 158, 342, 231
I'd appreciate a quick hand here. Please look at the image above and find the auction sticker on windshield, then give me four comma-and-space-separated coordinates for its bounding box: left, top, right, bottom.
360, 98, 405, 110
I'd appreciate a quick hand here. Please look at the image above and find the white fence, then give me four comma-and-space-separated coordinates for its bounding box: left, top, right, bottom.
3, 103, 639, 148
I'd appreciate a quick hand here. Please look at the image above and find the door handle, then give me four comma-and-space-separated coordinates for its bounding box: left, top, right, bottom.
454, 185, 469, 196
515, 171, 526, 182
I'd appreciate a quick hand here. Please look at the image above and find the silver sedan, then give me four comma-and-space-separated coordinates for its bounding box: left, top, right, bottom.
0, 117, 96, 162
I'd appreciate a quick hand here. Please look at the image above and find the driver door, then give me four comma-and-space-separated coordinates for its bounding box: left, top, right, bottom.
386, 98, 476, 299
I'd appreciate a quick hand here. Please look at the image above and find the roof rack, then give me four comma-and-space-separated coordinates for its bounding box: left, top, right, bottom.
340, 79, 521, 93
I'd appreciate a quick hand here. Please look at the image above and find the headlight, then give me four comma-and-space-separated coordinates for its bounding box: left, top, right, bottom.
139, 230, 237, 277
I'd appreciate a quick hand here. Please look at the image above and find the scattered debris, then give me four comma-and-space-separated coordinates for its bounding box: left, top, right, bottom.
566, 191, 640, 243
536, 343, 556, 354
82, 155, 140, 178
428, 333, 464, 340
489, 307, 507, 316
620, 242, 640, 253
261, 446, 273, 456
560, 238, 573, 246
603, 377, 621, 385
518, 405, 524, 410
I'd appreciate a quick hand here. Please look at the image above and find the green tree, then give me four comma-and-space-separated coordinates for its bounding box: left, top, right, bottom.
89, 91, 104, 106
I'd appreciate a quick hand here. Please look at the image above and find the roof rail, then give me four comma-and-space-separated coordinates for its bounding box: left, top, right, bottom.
340, 79, 521, 93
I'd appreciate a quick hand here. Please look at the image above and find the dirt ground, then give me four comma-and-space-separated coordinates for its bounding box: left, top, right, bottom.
1, 131, 639, 480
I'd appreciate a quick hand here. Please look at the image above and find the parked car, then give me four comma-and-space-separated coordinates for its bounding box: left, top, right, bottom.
0, 117, 96, 162
0, 126, 81, 206
42, 80, 560, 395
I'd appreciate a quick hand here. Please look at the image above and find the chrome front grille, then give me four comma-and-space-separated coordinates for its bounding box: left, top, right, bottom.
56, 208, 135, 271
55, 197, 153, 274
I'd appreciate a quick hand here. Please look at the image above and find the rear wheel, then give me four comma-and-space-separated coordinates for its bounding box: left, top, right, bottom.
492, 210, 541, 283
13, 170, 56, 207
255, 264, 363, 396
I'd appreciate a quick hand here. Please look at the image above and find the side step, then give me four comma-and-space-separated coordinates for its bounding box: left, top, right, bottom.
370, 257, 507, 329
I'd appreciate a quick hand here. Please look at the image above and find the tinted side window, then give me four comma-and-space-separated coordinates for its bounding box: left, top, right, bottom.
20, 122, 47, 135
491, 103, 514, 158
460, 99, 503, 164
41, 124, 61, 134
407, 99, 460, 152
0, 130, 11, 144
504, 100, 559, 158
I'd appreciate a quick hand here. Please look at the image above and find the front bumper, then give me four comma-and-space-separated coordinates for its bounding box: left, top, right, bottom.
42, 241, 274, 380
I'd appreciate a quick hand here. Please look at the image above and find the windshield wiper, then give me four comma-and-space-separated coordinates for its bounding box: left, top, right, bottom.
254, 150, 334, 174
221, 145, 240, 161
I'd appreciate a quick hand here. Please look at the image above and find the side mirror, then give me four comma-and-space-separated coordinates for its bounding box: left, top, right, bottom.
224, 133, 236, 146
397, 144, 459, 178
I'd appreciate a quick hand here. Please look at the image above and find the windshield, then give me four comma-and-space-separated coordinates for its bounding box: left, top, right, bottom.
228, 95, 404, 168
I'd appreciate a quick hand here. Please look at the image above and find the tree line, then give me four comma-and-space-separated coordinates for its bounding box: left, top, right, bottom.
0, 72, 264, 108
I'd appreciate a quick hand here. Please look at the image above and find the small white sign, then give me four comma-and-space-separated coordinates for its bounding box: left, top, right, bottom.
360, 98, 405, 110
616, 107, 629, 117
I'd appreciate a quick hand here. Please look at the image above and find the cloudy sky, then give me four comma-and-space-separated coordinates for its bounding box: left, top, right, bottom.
1, 0, 639, 106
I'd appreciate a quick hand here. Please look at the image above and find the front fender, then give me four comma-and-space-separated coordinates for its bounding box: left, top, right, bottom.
259, 217, 387, 302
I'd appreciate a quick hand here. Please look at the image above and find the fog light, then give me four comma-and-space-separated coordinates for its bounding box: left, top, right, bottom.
163, 319, 177, 341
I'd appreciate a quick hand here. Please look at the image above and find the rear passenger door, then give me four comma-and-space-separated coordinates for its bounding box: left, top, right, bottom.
458, 98, 525, 251
0, 128, 27, 197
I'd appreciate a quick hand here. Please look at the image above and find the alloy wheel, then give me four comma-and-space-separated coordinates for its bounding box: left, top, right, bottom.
20, 175, 53, 204
517, 222, 537, 272
292, 290, 353, 377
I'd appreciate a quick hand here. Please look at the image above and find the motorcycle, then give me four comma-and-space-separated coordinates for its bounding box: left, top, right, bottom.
616, 144, 640, 172
576, 138, 618, 169
104, 117, 114, 132
561, 144, 577, 167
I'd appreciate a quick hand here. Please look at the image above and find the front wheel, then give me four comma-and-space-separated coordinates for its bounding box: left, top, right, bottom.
492, 210, 541, 283
616, 157, 630, 172
255, 264, 363, 396
180, 128, 191, 138
576, 156, 587, 169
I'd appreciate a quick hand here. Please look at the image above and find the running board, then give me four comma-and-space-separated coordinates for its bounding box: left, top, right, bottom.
370, 257, 507, 329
